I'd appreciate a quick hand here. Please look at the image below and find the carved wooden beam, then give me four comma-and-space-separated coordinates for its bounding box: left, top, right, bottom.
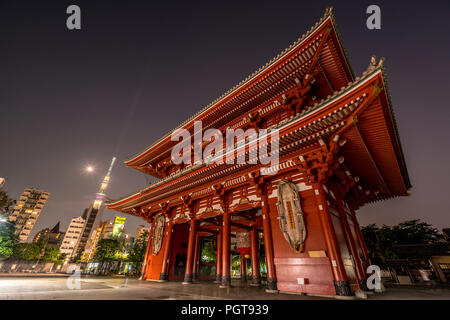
197, 227, 219, 235
303, 25, 333, 87
232, 211, 256, 222
246, 111, 262, 131
331, 82, 383, 141
248, 171, 266, 197
199, 218, 220, 227
230, 221, 252, 231
211, 184, 227, 209
181, 194, 195, 220
294, 136, 345, 185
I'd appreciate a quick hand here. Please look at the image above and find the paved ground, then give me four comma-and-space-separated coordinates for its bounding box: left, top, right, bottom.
0, 276, 449, 300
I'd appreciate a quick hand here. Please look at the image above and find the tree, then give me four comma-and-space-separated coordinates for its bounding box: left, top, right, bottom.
200, 241, 216, 263
0, 190, 17, 258
390, 220, 444, 244
12, 243, 40, 261
0, 190, 15, 213
129, 230, 148, 263
0, 220, 18, 258
42, 245, 60, 262
361, 219, 445, 267
94, 238, 120, 261
72, 249, 83, 263
93, 238, 120, 275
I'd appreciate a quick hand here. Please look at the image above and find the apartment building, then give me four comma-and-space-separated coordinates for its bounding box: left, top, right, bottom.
60, 216, 86, 259
9, 187, 50, 242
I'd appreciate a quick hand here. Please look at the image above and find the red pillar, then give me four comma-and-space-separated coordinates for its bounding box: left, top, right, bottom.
250, 227, 261, 286
314, 183, 352, 296
334, 195, 367, 291
183, 218, 197, 284
349, 205, 371, 268
140, 220, 153, 280
240, 255, 247, 281
220, 208, 231, 287
261, 194, 277, 292
214, 231, 222, 283
159, 220, 174, 281
192, 234, 201, 281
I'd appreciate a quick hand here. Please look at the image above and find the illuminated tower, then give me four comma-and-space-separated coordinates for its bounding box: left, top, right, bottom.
75, 157, 116, 259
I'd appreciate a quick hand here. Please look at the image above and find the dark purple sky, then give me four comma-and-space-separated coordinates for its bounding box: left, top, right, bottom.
1, 0, 449, 241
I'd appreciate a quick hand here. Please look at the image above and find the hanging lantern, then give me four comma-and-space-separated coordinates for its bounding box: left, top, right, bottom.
236, 231, 251, 256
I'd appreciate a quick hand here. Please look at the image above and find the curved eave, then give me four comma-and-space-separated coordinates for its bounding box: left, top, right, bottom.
109, 65, 403, 212
379, 68, 412, 190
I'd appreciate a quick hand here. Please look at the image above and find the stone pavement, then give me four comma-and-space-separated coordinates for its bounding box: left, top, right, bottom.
0, 276, 449, 300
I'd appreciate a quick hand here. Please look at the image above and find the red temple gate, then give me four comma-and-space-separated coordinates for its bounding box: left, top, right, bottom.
107, 7, 410, 298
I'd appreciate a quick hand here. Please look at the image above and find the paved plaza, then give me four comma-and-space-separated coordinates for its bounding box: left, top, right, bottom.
0, 276, 449, 300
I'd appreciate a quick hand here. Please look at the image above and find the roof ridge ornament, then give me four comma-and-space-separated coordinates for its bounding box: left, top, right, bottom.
366, 55, 385, 74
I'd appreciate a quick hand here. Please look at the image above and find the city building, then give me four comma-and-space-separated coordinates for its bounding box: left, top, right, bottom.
83, 219, 113, 260
387, 244, 450, 284
136, 225, 150, 241
9, 187, 50, 242
107, 8, 411, 297
33, 222, 65, 246
60, 215, 86, 259
112, 216, 126, 237
84, 216, 127, 260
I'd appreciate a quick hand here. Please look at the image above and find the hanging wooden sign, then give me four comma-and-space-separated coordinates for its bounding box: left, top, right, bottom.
151, 214, 165, 255
276, 180, 307, 252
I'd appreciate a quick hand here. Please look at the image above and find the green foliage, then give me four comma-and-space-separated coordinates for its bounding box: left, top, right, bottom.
72, 249, 83, 263
231, 255, 241, 274
0, 190, 17, 258
36, 237, 47, 251
0, 220, 18, 258
361, 219, 445, 267
200, 241, 216, 263
0, 190, 15, 213
128, 230, 148, 262
42, 245, 60, 262
12, 243, 40, 260
93, 238, 120, 262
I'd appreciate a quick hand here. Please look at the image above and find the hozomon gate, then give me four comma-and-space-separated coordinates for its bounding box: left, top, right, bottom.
107, 8, 411, 297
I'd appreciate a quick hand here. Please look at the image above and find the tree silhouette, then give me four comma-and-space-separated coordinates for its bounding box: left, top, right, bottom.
361, 219, 445, 267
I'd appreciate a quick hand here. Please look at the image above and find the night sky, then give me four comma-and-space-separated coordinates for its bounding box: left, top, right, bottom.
1, 0, 449, 241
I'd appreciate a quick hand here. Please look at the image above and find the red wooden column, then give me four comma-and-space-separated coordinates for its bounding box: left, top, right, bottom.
182, 218, 197, 284
192, 234, 201, 281
348, 205, 371, 268
159, 219, 174, 281
250, 227, 261, 286
214, 230, 222, 283
240, 255, 247, 281
334, 193, 367, 291
261, 194, 277, 292
314, 183, 352, 296
140, 218, 153, 280
220, 207, 231, 288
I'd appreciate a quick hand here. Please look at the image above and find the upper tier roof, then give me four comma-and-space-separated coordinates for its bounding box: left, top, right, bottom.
107, 60, 411, 213
124, 7, 354, 174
